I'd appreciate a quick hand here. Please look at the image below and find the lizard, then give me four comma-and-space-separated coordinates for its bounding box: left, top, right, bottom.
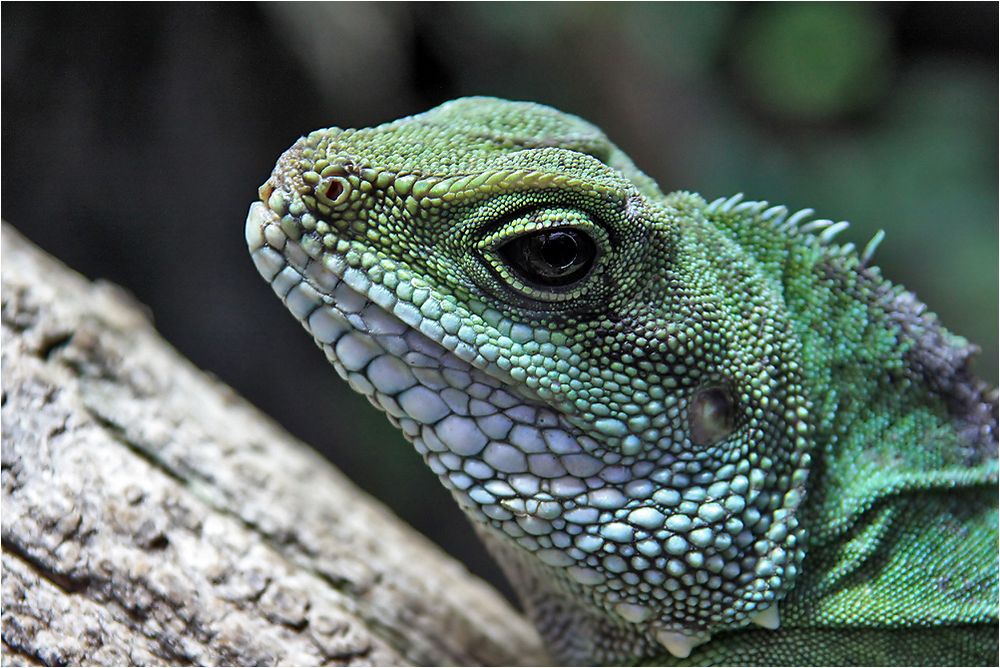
245, 97, 998, 665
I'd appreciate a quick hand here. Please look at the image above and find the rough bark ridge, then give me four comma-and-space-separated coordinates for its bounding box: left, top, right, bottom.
0, 222, 548, 667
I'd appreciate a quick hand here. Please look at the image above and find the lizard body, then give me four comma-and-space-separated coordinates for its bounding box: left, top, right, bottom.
246, 98, 998, 665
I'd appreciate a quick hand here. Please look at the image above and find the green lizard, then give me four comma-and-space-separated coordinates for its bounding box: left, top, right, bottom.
245, 97, 998, 665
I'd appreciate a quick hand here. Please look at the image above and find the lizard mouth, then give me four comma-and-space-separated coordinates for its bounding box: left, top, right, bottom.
246, 199, 510, 406
245, 200, 607, 488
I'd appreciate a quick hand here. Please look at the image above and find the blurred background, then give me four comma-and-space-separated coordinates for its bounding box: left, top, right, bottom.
4, 2, 997, 602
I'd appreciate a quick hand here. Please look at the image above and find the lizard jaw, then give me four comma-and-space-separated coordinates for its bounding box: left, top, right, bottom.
246, 200, 522, 415
245, 199, 609, 498
246, 200, 729, 659
246, 194, 793, 661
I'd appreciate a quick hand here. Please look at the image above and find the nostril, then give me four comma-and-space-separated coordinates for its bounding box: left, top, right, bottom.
318, 176, 351, 206
324, 179, 344, 201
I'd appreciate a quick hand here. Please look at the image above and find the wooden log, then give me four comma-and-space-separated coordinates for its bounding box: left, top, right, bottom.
0, 222, 548, 666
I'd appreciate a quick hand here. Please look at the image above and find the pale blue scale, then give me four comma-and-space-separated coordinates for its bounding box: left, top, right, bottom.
484, 480, 516, 497
309, 307, 350, 344
434, 415, 488, 456
574, 534, 603, 553
564, 506, 599, 525
271, 265, 301, 298
334, 280, 368, 313
335, 331, 382, 371
528, 454, 567, 478
602, 555, 628, 573
448, 472, 474, 490
589, 488, 627, 509
398, 386, 450, 424
562, 453, 603, 477
362, 304, 407, 337
440, 387, 471, 415
476, 413, 514, 440
463, 459, 494, 480
628, 507, 666, 530
549, 476, 587, 497
367, 355, 417, 394
509, 425, 547, 453
542, 429, 581, 454
600, 522, 634, 543
483, 442, 528, 473
251, 247, 285, 282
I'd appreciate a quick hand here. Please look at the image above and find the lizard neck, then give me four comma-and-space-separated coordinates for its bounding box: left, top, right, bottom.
701, 192, 997, 540
776, 224, 998, 541
475, 524, 658, 665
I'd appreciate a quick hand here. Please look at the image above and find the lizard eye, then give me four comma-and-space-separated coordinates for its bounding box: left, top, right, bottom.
498, 228, 597, 288
474, 207, 607, 302
689, 386, 736, 446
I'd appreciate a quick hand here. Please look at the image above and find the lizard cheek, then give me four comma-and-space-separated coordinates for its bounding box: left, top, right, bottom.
688, 386, 736, 446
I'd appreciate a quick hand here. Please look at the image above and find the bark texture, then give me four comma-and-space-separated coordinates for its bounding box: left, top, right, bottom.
0, 222, 548, 666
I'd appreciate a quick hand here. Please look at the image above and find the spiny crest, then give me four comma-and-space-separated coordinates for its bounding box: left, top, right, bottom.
706, 193, 887, 268
707, 194, 994, 457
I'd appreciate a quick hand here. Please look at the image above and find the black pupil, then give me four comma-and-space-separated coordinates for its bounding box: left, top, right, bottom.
499, 229, 596, 287
538, 230, 578, 269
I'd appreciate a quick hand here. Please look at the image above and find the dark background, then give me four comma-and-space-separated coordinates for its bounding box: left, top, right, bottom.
4, 2, 997, 602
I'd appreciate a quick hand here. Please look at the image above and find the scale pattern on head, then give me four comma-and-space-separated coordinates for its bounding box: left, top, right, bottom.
246, 97, 812, 663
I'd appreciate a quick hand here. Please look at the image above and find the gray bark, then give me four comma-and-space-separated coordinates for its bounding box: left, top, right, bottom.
0, 222, 548, 667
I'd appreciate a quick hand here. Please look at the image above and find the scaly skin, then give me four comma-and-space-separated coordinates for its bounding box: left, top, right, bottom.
245, 98, 998, 665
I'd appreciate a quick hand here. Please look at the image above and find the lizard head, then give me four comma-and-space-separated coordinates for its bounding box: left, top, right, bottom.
246, 97, 811, 663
